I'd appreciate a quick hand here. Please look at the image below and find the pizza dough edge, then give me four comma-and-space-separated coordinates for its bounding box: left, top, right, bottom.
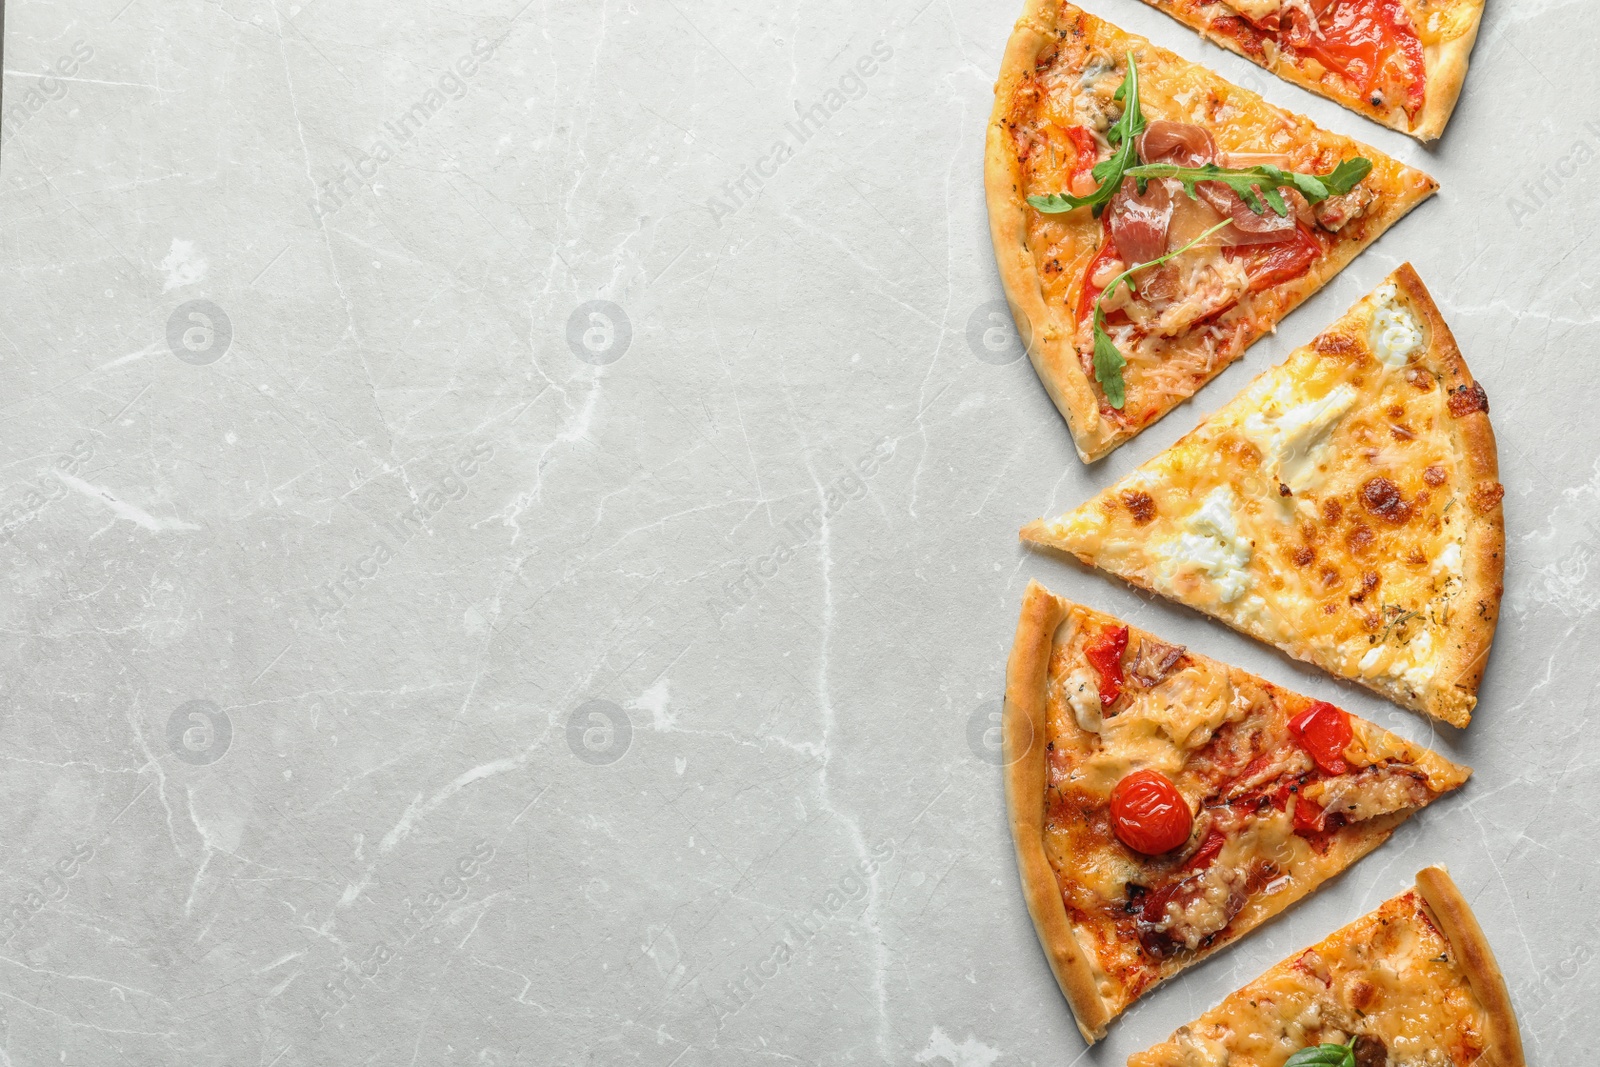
1003, 580, 1115, 1043
985, 0, 1119, 463
1414, 865, 1528, 1067
1391, 263, 1503, 728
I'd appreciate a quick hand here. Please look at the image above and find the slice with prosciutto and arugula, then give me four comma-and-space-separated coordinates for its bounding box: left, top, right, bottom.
985, 0, 1436, 461
1138, 0, 1486, 141
1003, 583, 1471, 1042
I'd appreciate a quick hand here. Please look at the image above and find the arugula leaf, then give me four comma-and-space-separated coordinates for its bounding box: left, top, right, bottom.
1123, 157, 1374, 215
1283, 1040, 1357, 1067
1089, 219, 1231, 408
1026, 51, 1145, 216
1091, 308, 1127, 409
1023, 54, 1373, 220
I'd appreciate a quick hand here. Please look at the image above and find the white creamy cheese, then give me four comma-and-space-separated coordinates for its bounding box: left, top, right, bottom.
1154, 486, 1254, 603
1064, 667, 1103, 734
1241, 382, 1358, 497
1432, 540, 1463, 577
1393, 630, 1436, 691
1368, 283, 1425, 369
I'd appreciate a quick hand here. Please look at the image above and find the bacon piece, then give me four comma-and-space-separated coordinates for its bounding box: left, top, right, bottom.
1352, 1035, 1389, 1067
1313, 183, 1375, 232
1128, 638, 1187, 687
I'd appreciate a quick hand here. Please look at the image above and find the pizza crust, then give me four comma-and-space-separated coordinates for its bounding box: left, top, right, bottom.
983, 1, 1438, 463
1002, 580, 1112, 1041
1414, 866, 1528, 1067
1413, 1, 1488, 142
985, 0, 1117, 461
1389, 265, 1503, 727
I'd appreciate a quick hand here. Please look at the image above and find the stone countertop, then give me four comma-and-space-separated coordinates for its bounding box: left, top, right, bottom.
0, 0, 1594, 1063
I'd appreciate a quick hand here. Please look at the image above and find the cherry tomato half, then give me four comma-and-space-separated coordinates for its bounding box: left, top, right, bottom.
1110, 769, 1193, 855
1288, 701, 1353, 775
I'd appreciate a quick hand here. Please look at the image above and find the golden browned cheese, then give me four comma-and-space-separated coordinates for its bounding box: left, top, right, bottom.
1027, 276, 1477, 717
1128, 889, 1490, 1066
1038, 602, 1467, 1016
1003, 8, 1429, 432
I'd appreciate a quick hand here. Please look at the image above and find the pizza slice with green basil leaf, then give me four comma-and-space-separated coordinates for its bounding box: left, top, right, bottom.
1129, 866, 1525, 1066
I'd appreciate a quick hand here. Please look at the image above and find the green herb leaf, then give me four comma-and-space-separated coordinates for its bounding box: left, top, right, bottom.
1088, 218, 1231, 408
1091, 308, 1127, 409
1026, 51, 1145, 216
1024, 57, 1373, 220
1283, 1039, 1357, 1067
1121, 157, 1374, 215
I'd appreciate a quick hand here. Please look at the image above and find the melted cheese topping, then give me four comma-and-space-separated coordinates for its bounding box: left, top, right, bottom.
1036, 275, 1469, 709
1128, 889, 1493, 1067
1038, 603, 1469, 1016
1001, 5, 1432, 436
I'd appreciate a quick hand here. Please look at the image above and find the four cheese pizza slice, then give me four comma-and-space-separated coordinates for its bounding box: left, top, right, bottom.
985, 1, 1436, 462
1129, 865, 1525, 1067
1003, 583, 1470, 1043
1022, 265, 1502, 727
1138, 0, 1486, 142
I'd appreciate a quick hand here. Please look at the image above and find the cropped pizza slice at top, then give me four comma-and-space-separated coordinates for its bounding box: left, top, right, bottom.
985, 0, 1436, 462
1022, 265, 1502, 726
1003, 583, 1470, 1043
1138, 0, 1486, 142
1128, 866, 1525, 1067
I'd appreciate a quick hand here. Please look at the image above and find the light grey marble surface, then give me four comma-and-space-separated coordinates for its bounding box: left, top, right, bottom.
0, 0, 1594, 1063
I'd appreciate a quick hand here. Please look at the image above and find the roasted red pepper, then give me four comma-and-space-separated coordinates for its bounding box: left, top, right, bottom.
1288, 701, 1353, 776
1084, 625, 1131, 707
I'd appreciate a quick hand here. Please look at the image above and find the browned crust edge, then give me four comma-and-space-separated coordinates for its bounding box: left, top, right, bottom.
1414, 2, 1489, 142
985, 0, 1116, 463
1137, 0, 1485, 142
1390, 264, 1503, 727
1414, 865, 1527, 1067
983, 1, 1437, 463
1002, 580, 1111, 1042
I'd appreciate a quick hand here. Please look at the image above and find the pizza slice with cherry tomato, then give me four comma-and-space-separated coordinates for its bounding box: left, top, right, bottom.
986, 1, 1436, 462
1140, 0, 1486, 141
1023, 265, 1503, 727
1129, 866, 1525, 1067
1003, 584, 1470, 1043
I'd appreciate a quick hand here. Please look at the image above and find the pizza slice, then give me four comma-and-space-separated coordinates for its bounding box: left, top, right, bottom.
1138, 0, 1486, 142
1003, 583, 1470, 1042
1129, 866, 1525, 1067
985, 0, 1436, 462
1022, 265, 1502, 727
